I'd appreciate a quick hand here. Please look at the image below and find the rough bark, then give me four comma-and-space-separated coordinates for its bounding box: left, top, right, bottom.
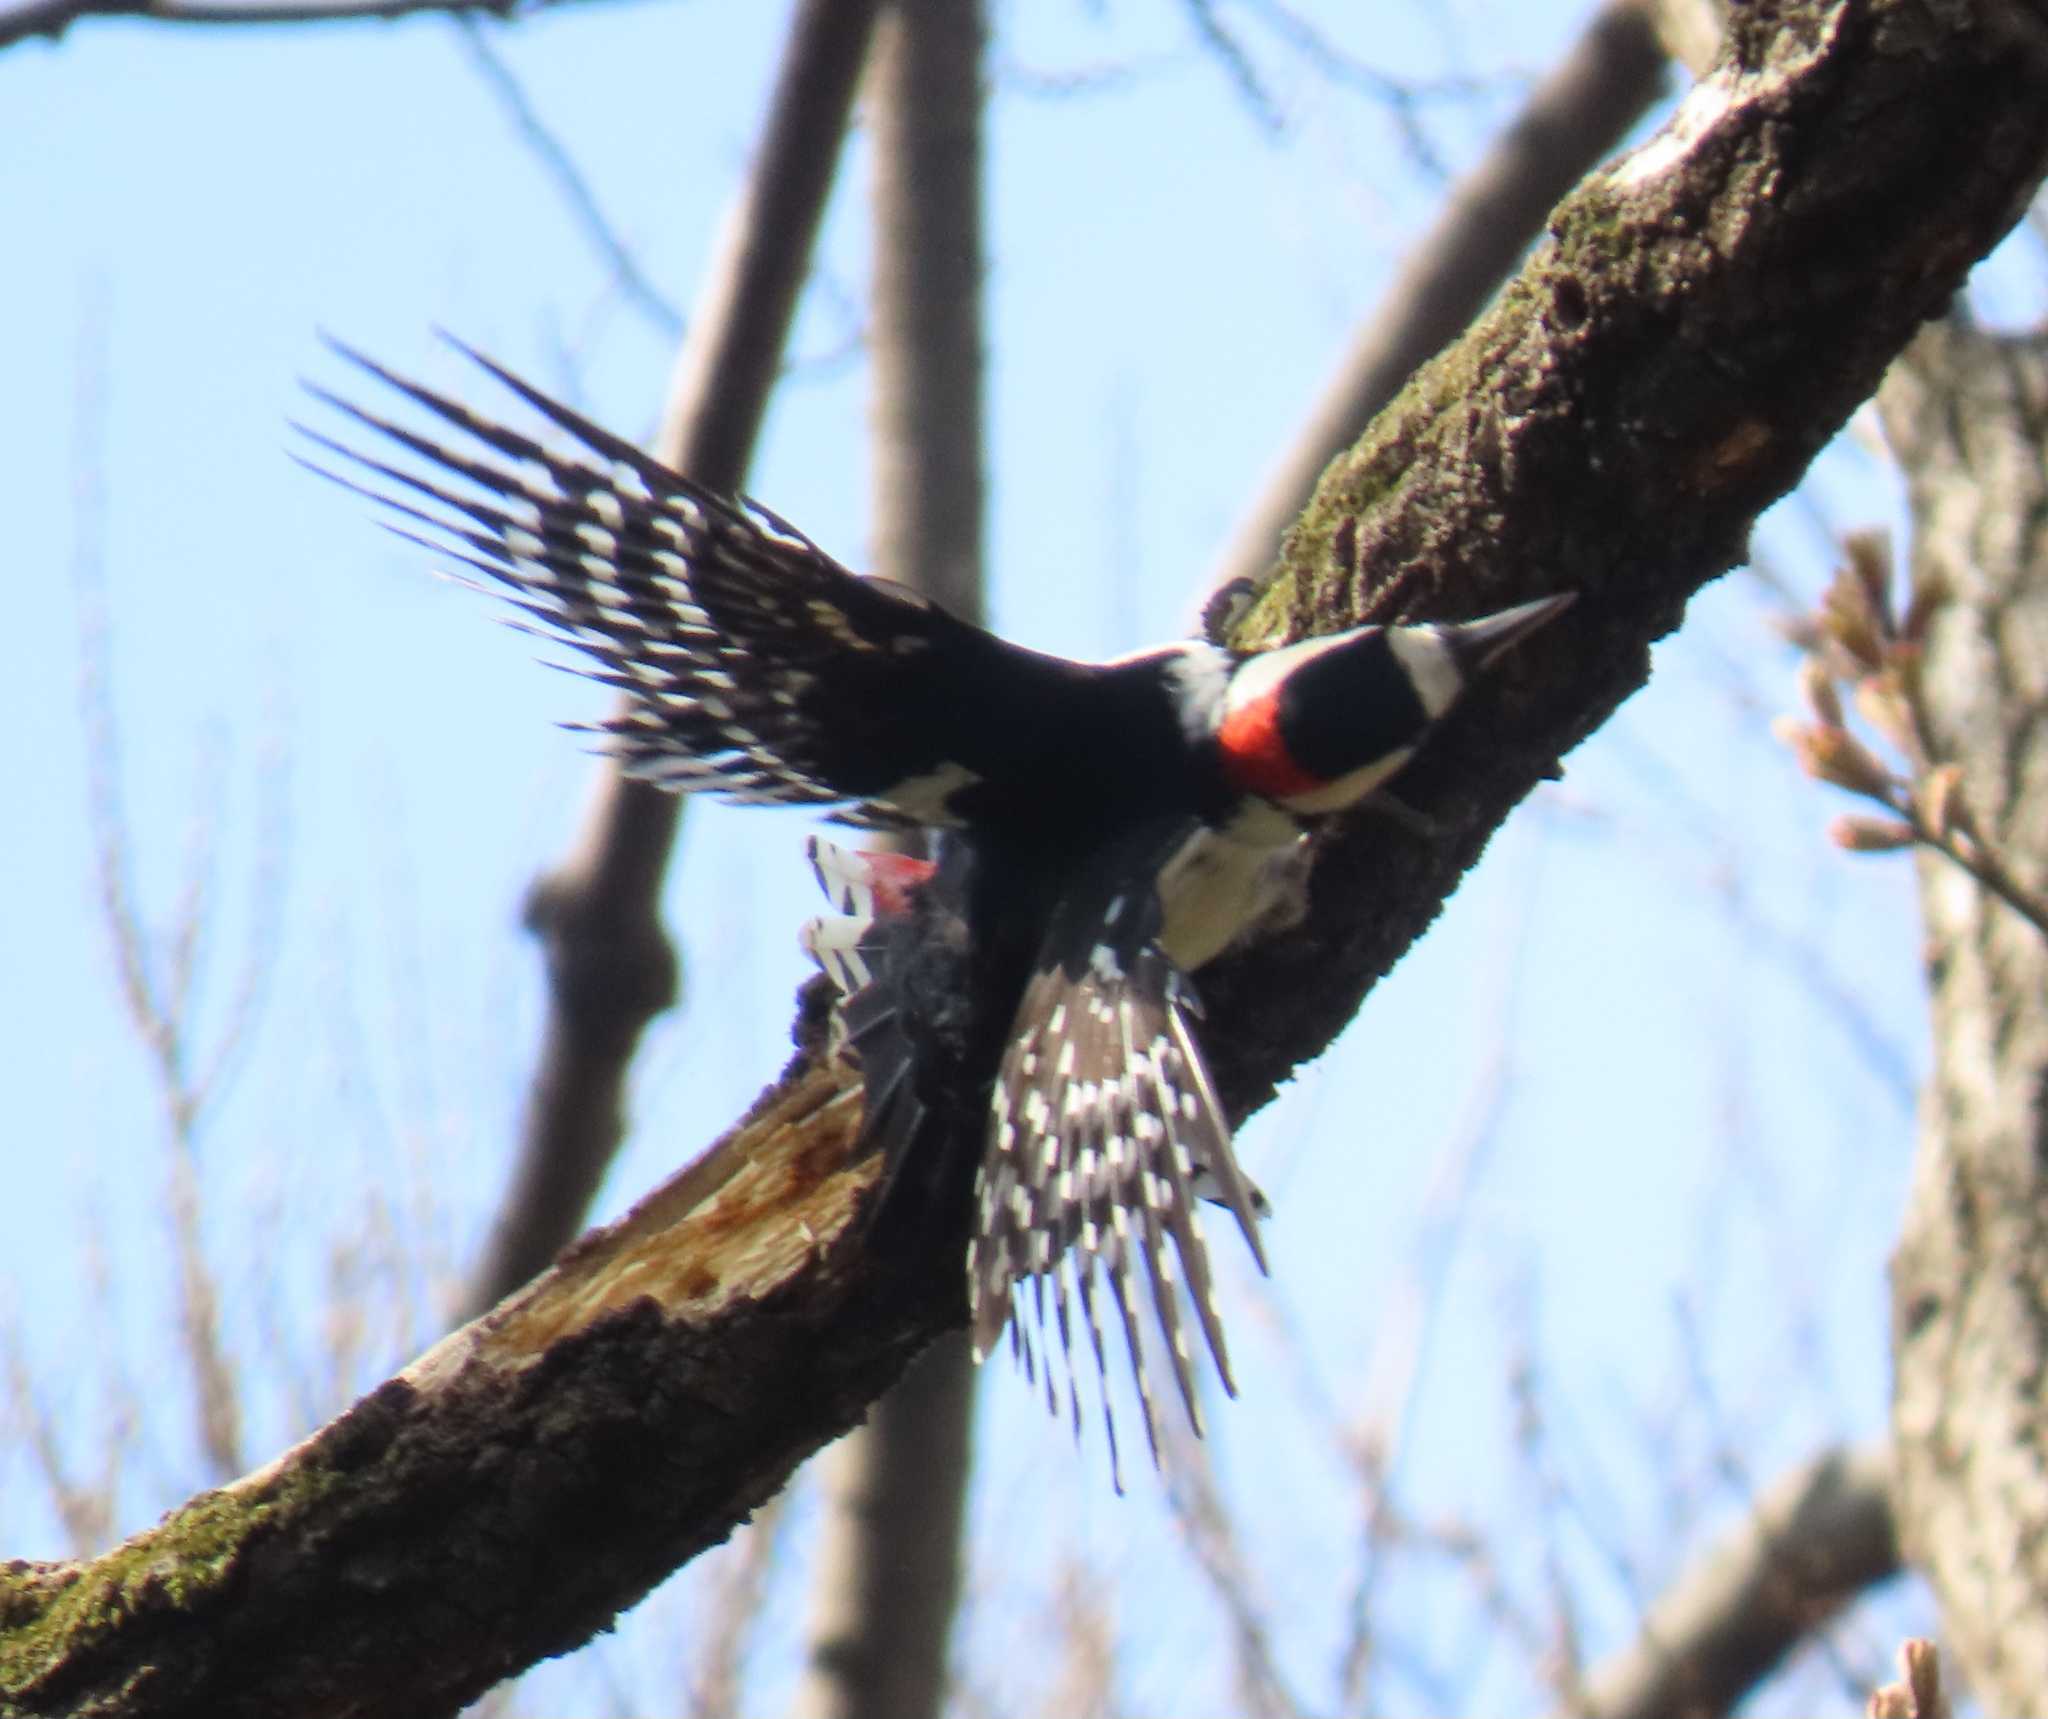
460, 0, 882, 1317
1883, 319, 2048, 1713
6, 1, 2046, 1712
795, 5, 984, 1718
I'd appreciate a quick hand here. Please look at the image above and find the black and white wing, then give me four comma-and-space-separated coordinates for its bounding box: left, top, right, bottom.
297, 336, 1073, 825
971, 829, 1269, 1480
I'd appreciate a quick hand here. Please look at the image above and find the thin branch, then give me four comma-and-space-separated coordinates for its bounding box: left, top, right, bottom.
1179, 0, 1286, 134
3, 1339, 115, 1557
1777, 532, 2048, 938
0, 0, 602, 52
1506, 1346, 1588, 1707
686, 1492, 790, 1719
1868, 1640, 1952, 1719
453, 17, 687, 343
1040, 1563, 1122, 1719
1235, 0, 1508, 178
1337, 868, 1527, 1708
188, 698, 290, 1121
165, 1143, 245, 1479
70, 315, 268, 1483
992, 50, 1164, 100
159, 727, 224, 1037
1237, 0, 1499, 108
1164, 1429, 1308, 1719
1894, 797, 2048, 930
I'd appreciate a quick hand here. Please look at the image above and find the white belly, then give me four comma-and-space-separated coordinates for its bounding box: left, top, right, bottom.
1156, 803, 1310, 972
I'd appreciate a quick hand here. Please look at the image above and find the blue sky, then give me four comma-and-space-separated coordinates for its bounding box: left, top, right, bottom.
2, 2, 1947, 1710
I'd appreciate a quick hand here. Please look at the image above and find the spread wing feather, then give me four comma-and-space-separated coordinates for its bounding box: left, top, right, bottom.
297, 335, 1069, 824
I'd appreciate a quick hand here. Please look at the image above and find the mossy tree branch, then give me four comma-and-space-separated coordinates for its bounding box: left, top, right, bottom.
6, 1, 2046, 1713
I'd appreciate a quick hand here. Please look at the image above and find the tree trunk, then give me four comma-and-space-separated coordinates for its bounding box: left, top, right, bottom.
1884, 319, 2048, 1714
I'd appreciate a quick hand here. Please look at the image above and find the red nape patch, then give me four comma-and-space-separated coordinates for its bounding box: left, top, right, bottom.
862, 850, 937, 915
1218, 689, 1321, 799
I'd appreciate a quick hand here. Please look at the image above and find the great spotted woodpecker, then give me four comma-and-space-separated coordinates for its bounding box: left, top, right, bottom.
301, 336, 1569, 1478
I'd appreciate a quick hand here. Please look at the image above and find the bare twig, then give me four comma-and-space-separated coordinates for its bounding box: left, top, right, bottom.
0, 0, 604, 52
190, 696, 290, 1125
1164, 1430, 1308, 1719
993, 50, 1163, 100
1702, 870, 1917, 1113
1337, 861, 1527, 1707
1235, 0, 1508, 176
1179, 0, 1286, 134
1506, 1347, 1587, 1707
1002, 0, 1503, 168
164, 1144, 243, 1478
686, 1493, 790, 1719
71, 320, 286, 1484
1668, 1301, 1882, 1710
1041, 1563, 1122, 1719
4, 1339, 117, 1556
1421, 1511, 1552, 1672
1868, 1640, 1951, 1719
1776, 531, 2048, 938
454, 18, 687, 342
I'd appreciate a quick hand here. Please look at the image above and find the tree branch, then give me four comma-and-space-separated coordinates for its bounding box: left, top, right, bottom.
454, 18, 687, 342
1571, 1443, 1900, 1719
0, 0, 596, 53
6, 0, 2044, 1711
1881, 312, 2048, 1715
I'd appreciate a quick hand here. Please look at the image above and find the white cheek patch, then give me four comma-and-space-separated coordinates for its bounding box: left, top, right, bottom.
1384, 630, 1462, 718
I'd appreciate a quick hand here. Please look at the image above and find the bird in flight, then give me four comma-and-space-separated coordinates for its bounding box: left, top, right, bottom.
300, 334, 1570, 1484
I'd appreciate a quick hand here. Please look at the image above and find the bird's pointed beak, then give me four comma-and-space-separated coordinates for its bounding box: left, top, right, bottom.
1444, 592, 1575, 675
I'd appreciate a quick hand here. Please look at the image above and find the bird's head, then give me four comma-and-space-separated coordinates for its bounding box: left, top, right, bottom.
1215, 593, 1572, 814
